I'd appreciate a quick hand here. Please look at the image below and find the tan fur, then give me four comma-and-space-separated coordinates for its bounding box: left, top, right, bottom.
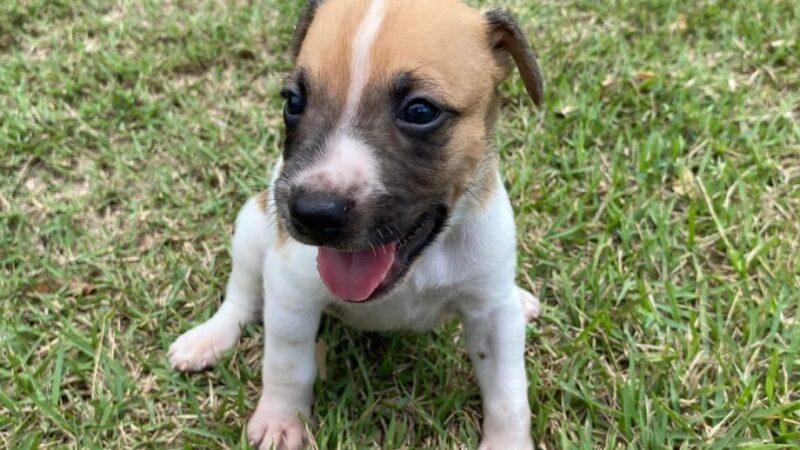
255, 190, 270, 214
374, 0, 502, 208
256, 190, 290, 249
297, 0, 504, 209
296, 0, 372, 104
373, 1, 502, 104
275, 217, 290, 250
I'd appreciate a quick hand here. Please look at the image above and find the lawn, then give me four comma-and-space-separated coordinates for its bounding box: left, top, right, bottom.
1, 0, 798, 448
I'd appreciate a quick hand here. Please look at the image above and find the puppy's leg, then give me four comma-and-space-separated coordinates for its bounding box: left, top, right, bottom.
169, 197, 269, 372
247, 271, 321, 450
517, 285, 540, 322
462, 290, 534, 450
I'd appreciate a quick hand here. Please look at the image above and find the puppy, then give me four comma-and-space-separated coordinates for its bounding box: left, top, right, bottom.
169, 0, 544, 448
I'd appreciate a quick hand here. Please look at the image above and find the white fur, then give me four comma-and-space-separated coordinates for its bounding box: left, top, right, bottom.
169, 167, 540, 449
344, 0, 386, 126
292, 133, 383, 197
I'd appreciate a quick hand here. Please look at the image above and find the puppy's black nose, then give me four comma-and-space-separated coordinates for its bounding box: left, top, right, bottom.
290, 191, 350, 242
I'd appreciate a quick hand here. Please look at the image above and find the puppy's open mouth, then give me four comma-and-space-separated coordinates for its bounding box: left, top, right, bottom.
316, 206, 447, 303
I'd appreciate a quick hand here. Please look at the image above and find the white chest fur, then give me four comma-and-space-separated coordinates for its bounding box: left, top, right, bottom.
168, 163, 537, 450
266, 169, 519, 332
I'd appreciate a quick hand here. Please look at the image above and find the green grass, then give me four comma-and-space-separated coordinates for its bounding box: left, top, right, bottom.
1, 0, 798, 448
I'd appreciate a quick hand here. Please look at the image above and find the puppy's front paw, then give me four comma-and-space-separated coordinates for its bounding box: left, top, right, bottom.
247, 409, 307, 450
518, 286, 541, 322
478, 434, 534, 450
168, 322, 240, 372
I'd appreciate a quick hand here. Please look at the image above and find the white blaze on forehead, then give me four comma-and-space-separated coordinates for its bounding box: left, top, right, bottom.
295, 0, 387, 195
343, 0, 387, 127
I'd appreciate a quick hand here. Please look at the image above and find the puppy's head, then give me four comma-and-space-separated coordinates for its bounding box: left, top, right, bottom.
274, 0, 543, 302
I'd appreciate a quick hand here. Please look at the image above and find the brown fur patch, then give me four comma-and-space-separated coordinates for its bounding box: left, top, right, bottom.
255, 190, 270, 214
456, 152, 498, 209
256, 189, 291, 249
372, 1, 502, 104
370, 0, 503, 209
296, 0, 372, 105
276, 217, 290, 249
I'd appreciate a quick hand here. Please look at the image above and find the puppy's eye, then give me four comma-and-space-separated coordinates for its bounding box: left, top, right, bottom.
400, 100, 440, 125
281, 90, 305, 125
286, 93, 305, 115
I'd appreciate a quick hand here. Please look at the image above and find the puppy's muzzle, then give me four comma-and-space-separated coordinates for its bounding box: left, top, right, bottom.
289, 189, 351, 244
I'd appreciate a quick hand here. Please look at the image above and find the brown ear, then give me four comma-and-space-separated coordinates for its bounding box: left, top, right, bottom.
291, 0, 324, 60
485, 9, 544, 108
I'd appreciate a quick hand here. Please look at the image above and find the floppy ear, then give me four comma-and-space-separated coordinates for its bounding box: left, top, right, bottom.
291, 0, 324, 60
485, 9, 544, 108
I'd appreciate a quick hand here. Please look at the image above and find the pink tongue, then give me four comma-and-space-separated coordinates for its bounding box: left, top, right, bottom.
317, 243, 396, 302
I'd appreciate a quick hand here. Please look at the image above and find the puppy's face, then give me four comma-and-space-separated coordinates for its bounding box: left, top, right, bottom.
273, 0, 542, 302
